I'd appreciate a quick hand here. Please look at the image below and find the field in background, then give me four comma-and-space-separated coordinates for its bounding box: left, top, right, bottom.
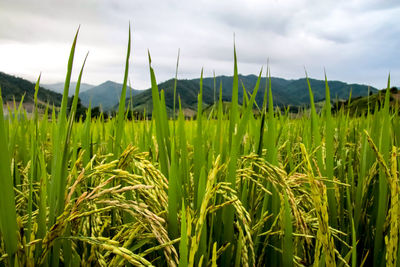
0, 27, 400, 267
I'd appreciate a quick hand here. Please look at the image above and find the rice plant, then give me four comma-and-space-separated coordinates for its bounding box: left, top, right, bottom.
0, 26, 399, 267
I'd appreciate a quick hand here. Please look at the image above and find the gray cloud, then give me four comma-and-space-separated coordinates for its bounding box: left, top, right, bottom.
0, 0, 399, 89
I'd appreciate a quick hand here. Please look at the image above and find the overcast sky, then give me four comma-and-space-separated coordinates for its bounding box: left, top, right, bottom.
0, 0, 399, 89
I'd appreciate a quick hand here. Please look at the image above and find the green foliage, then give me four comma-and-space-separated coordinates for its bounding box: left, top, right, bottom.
126, 74, 377, 118
1, 27, 399, 267
0, 86, 18, 265
0, 71, 63, 105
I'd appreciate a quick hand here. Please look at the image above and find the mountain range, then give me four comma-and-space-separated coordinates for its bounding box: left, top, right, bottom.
1, 71, 379, 116
79, 81, 141, 110
124, 75, 378, 116
43, 82, 95, 96
0, 72, 62, 106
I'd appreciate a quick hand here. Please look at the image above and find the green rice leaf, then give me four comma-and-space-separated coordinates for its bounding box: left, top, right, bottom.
0, 86, 18, 263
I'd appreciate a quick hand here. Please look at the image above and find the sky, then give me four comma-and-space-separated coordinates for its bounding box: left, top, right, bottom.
0, 0, 399, 90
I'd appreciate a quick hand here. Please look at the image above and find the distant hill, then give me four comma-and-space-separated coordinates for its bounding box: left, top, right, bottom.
125, 79, 215, 116
79, 81, 142, 111
198, 75, 378, 106
0, 72, 63, 106
1, 71, 378, 117
43, 82, 95, 96
126, 75, 378, 117
333, 87, 400, 115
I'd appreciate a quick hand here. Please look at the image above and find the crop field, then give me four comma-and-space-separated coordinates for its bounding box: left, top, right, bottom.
0, 29, 400, 267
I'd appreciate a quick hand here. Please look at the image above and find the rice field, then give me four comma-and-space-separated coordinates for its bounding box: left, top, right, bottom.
0, 28, 399, 267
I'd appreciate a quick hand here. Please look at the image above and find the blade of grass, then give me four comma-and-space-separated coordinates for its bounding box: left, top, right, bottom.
26, 74, 41, 244
114, 25, 130, 158
373, 75, 391, 266
148, 51, 170, 176
179, 201, 188, 267
324, 73, 338, 228
49, 27, 79, 224
194, 69, 205, 207
48, 27, 79, 267
82, 101, 91, 166
173, 48, 180, 124
168, 138, 179, 239
282, 191, 293, 267
0, 86, 18, 265
222, 41, 239, 265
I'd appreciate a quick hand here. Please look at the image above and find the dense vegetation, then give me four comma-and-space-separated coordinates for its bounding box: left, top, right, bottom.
0, 73, 109, 121
0, 72, 63, 105
333, 87, 400, 115
0, 27, 399, 267
126, 75, 376, 117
